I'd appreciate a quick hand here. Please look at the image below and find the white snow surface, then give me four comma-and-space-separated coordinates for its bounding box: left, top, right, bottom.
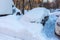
18, 7, 50, 40
13, 7, 22, 15
19, 7, 50, 23
49, 9, 60, 16
0, 15, 48, 40
0, 33, 22, 40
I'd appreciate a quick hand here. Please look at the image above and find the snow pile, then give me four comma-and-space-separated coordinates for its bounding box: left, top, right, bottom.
19, 7, 50, 23
12, 2, 23, 20
0, 15, 27, 39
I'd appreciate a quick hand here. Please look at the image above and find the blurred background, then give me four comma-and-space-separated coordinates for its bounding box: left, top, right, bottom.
13, 0, 60, 14
13, 0, 60, 10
